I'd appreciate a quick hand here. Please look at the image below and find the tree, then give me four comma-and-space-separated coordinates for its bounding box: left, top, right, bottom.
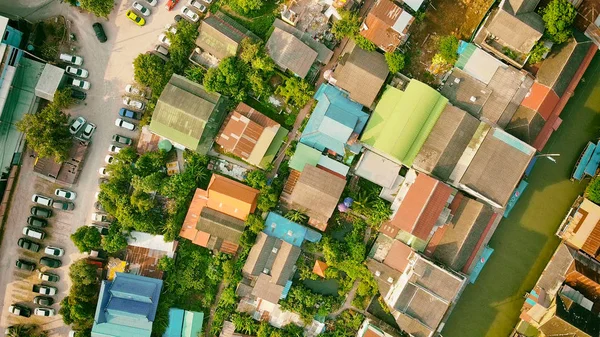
331, 10, 360, 39
245, 170, 267, 189
227, 0, 263, 14
102, 223, 128, 253
385, 51, 406, 74
61, 259, 100, 330
586, 176, 600, 204
53, 88, 74, 109
78, 0, 114, 17
70, 226, 102, 253
543, 0, 576, 43
528, 41, 550, 64
6, 325, 44, 337
245, 214, 265, 234
133, 53, 173, 97
354, 35, 376, 51
185, 66, 205, 84
285, 210, 308, 224
276, 77, 314, 108
17, 104, 72, 162
167, 20, 200, 73
203, 57, 247, 101
436, 35, 459, 64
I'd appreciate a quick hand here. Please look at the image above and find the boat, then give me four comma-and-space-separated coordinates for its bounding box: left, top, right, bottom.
572, 141, 596, 181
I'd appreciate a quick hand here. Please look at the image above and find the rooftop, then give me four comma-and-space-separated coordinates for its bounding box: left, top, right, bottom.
195, 11, 259, 60
558, 198, 600, 256
262, 211, 322, 247
359, 0, 413, 52
34, 63, 64, 102
354, 149, 401, 189
484, 0, 544, 55
34, 139, 89, 186
272, 19, 333, 64
266, 26, 318, 78
361, 81, 448, 166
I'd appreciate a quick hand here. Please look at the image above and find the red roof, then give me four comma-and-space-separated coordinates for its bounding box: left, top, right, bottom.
411, 182, 453, 240
383, 240, 413, 272
521, 82, 559, 120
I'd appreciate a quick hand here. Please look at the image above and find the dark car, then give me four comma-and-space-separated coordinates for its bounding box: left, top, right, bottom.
52, 200, 75, 211
27, 216, 48, 228
33, 296, 54, 306
90, 224, 110, 236
71, 89, 87, 100
8, 304, 31, 317
30, 206, 52, 218
112, 134, 133, 145
16, 259, 36, 271
118, 108, 139, 120
38, 271, 59, 282
39, 257, 61, 268
17, 238, 41, 252
92, 22, 107, 42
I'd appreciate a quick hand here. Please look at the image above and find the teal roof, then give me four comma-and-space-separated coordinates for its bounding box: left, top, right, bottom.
289, 143, 321, 172
263, 212, 322, 246
456, 41, 476, 69
163, 309, 184, 337
300, 84, 368, 155
361, 81, 448, 166
182, 311, 204, 337
92, 273, 163, 337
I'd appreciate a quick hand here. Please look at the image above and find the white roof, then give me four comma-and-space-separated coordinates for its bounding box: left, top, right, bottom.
354, 150, 401, 188
391, 11, 413, 36
127, 231, 177, 257
462, 48, 505, 84
35, 64, 65, 101
0, 16, 8, 43
404, 0, 424, 11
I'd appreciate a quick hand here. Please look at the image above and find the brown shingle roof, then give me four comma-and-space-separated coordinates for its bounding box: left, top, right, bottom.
486, 3, 544, 54
196, 208, 245, 244
266, 27, 318, 78
383, 240, 412, 272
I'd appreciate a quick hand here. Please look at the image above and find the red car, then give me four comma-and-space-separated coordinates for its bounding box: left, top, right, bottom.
166, 0, 179, 10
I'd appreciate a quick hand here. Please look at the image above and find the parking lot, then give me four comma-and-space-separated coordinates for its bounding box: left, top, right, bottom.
0, 0, 203, 334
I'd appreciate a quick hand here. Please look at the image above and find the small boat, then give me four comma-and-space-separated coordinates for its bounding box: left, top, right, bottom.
572, 141, 596, 181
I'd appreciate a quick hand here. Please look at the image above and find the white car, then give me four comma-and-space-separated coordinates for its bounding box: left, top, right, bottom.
99, 167, 108, 176
125, 84, 145, 97
188, 0, 206, 12
34, 308, 55, 317
181, 6, 200, 21
105, 155, 115, 164
165, 23, 177, 34
108, 145, 122, 153
81, 122, 96, 140
146, 0, 157, 6
123, 97, 145, 110
54, 188, 77, 200
32, 194, 53, 206
115, 118, 136, 131
133, 1, 151, 16
44, 246, 65, 257
59, 53, 83, 65
70, 78, 91, 90
65, 66, 89, 78
69, 116, 86, 134
158, 33, 171, 46
91, 212, 109, 222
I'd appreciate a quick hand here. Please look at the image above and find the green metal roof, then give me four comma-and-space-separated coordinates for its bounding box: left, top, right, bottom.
361, 81, 448, 166
289, 143, 321, 172
182, 311, 204, 337
259, 126, 288, 168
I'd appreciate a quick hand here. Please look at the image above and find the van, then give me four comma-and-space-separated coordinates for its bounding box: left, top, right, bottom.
23, 226, 46, 240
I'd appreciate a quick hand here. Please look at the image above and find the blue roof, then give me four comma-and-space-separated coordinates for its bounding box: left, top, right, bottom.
92, 273, 163, 337
263, 212, 322, 247
300, 84, 368, 155
163, 309, 185, 337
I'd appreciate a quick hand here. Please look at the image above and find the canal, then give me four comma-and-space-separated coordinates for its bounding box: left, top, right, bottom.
442, 55, 600, 337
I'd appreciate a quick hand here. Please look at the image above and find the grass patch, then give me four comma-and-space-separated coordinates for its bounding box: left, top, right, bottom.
244, 96, 287, 125
216, 1, 278, 40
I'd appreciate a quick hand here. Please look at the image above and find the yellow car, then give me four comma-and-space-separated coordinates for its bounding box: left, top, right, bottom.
126, 9, 145, 26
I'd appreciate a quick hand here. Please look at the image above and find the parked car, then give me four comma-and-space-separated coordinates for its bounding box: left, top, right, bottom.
71, 89, 87, 100
91, 213, 110, 223
44, 246, 64, 257
23, 227, 45, 240
31, 194, 53, 206
32, 284, 57, 295
146, 0, 158, 6
181, 6, 199, 21
108, 145, 122, 153
92, 22, 107, 42
33, 296, 54, 306
18, 238, 41, 252
158, 33, 171, 46
166, 0, 179, 10
27, 216, 48, 228
112, 134, 132, 145
30, 206, 52, 218
81, 122, 96, 140
165, 23, 177, 34
8, 304, 31, 317
154, 45, 169, 57
34, 307, 55, 317
188, 0, 206, 12
69, 116, 86, 134
54, 188, 77, 200
115, 118, 136, 131
65, 66, 89, 78
59, 53, 83, 65
123, 97, 145, 110
99, 167, 108, 176
105, 155, 115, 164
125, 84, 145, 97
68, 77, 91, 90
16, 259, 36, 271
119, 107, 139, 119
126, 9, 146, 26
52, 200, 75, 211
39, 257, 62, 268
94, 201, 106, 212
38, 272, 59, 282
90, 223, 110, 235
132, 1, 151, 16
98, 177, 108, 185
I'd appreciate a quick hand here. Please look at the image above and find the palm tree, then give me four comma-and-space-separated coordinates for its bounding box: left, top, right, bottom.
285, 209, 308, 224
6, 325, 38, 337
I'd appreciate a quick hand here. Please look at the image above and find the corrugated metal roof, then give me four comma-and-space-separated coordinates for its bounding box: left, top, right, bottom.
266, 27, 317, 78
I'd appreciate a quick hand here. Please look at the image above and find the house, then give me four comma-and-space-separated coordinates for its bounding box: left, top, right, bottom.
289, 143, 350, 177
242, 231, 301, 305
361, 81, 448, 166
354, 149, 402, 189
266, 26, 318, 78
328, 40, 389, 107
538, 286, 600, 337
34, 63, 64, 101
473, 0, 544, 67
288, 165, 346, 231
356, 318, 401, 337
149, 74, 228, 154
557, 197, 600, 259
125, 232, 177, 279
272, 19, 333, 65
180, 174, 259, 254
359, 0, 414, 52
33, 139, 89, 186
300, 84, 369, 157
262, 211, 322, 247
195, 11, 259, 60
215, 102, 288, 168
371, 240, 467, 337
91, 273, 163, 337
163, 308, 204, 337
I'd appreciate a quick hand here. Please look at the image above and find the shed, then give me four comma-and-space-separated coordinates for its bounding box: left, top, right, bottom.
34, 63, 64, 101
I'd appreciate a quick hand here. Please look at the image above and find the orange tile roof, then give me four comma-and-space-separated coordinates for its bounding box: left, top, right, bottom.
521, 82, 560, 120
412, 182, 452, 241
359, 0, 411, 52
313, 260, 328, 277
216, 111, 265, 160
388, 174, 438, 233
206, 174, 260, 220
383, 240, 413, 272
180, 189, 209, 244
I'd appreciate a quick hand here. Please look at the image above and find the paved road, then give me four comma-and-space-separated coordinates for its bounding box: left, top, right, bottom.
0, 0, 182, 335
